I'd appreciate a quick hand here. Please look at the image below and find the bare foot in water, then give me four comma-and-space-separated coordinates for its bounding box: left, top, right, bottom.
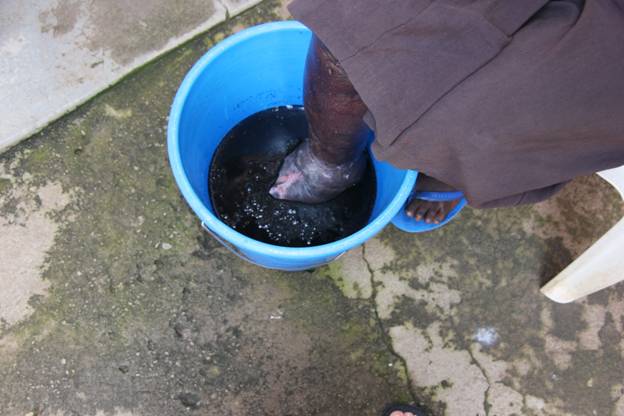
269, 139, 366, 204
406, 175, 461, 224
389, 412, 417, 416
270, 35, 369, 204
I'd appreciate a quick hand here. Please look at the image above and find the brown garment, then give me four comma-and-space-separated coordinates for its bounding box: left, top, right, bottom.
288, 0, 624, 208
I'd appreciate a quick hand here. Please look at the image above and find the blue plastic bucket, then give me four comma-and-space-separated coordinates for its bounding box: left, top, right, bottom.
168, 21, 419, 271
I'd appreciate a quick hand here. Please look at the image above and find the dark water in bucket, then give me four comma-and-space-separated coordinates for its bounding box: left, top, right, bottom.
209, 106, 376, 247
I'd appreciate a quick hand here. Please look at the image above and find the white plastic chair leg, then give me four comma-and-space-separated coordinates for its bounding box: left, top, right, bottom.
541, 217, 624, 303
597, 167, 624, 200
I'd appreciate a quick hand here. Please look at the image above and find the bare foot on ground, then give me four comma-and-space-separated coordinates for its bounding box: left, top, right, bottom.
406, 174, 461, 224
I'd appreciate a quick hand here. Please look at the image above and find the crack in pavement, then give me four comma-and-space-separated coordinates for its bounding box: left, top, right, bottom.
359, 239, 494, 415
466, 344, 492, 416
361, 244, 419, 406
215, 0, 231, 19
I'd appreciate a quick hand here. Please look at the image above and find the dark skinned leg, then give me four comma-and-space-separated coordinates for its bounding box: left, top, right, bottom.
270, 36, 461, 223
269, 35, 369, 203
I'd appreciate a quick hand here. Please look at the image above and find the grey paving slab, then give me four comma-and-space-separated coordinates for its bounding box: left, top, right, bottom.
0, 4, 411, 416
223, 0, 264, 16
0, 0, 261, 153
332, 176, 624, 415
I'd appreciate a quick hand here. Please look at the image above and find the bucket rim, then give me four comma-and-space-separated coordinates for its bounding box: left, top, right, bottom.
167, 20, 418, 259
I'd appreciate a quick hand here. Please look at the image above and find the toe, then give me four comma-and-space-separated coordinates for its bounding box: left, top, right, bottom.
406, 202, 415, 218
425, 206, 438, 224
268, 188, 281, 199
269, 183, 285, 199
406, 200, 419, 218
414, 204, 428, 221
434, 207, 445, 224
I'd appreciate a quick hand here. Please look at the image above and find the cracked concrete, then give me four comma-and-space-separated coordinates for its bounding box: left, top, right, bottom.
346, 176, 624, 415
1, 1, 624, 415
0, 178, 73, 327
0, 3, 410, 415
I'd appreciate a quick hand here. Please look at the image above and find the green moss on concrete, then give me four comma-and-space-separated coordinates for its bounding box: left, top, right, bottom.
0, 2, 412, 415
0, 178, 10, 195
373, 175, 624, 414
3, 1, 623, 414
323, 261, 349, 293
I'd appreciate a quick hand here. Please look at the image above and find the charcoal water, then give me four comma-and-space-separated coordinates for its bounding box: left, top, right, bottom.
209, 106, 376, 247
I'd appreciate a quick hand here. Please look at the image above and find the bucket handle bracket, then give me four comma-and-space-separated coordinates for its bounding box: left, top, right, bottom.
201, 222, 263, 266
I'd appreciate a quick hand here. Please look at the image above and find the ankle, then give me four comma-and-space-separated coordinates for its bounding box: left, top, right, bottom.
415, 174, 456, 193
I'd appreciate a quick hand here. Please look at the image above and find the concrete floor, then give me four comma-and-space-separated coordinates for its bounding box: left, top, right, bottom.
1, 1, 624, 415
0, 0, 262, 152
